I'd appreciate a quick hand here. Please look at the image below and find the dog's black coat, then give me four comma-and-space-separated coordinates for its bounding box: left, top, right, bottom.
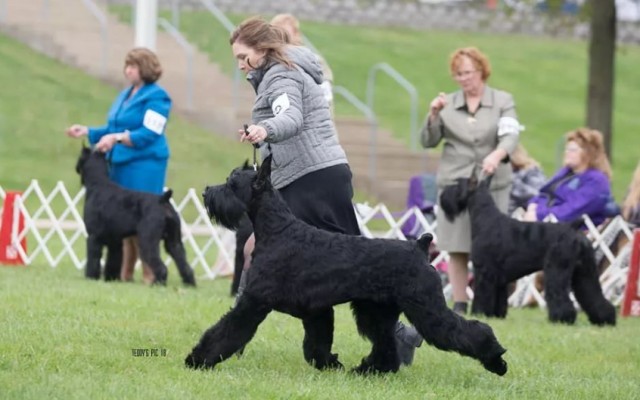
439, 177, 615, 325
229, 161, 255, 296
75, 146, 196, 286
185, 156, 508, 375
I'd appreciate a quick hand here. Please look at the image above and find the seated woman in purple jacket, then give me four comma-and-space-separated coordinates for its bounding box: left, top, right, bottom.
524, 127, 614, 226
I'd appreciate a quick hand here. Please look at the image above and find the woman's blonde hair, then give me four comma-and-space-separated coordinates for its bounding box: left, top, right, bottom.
271, 13, 302, 45
449, 47, 491, 81
125, 48, 162, 83
623, 162, 640, 220
510, 144, 540, 170
565, 127, 612, 180
230, 16, 292, 69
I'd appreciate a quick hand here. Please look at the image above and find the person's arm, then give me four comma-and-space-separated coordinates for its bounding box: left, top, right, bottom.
87, 90, 127, 144
495, 93, 520, 156
87, 124, 110, 145
536, 173, 609, 221
257, 73, 305, 143
126, 95, 172, 148
421, 92, 447, 148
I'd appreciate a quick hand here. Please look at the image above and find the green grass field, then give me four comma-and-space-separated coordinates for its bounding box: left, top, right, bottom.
2, 15, 640, 400
109, 6, 639, 200
1, 264, 639, 400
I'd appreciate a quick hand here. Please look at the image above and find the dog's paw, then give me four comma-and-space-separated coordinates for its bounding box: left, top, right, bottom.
350, 358, 398, 375
482, 355, 508, 376
319, 353, 344, 370
184, 352, 214, 370
548, 308, 577, 325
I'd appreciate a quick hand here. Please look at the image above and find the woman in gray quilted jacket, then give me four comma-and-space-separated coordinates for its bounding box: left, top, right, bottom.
229, 16, 422, 366
231, 17, 360, 240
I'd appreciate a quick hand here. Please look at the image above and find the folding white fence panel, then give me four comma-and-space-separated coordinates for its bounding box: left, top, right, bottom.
0, 180, 634, 307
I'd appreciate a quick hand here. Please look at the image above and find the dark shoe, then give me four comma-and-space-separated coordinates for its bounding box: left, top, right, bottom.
395, 322, 423, 366
452, 302, 468, 315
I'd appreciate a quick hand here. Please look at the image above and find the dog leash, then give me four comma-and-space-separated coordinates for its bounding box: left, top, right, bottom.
244, 124, 259, 171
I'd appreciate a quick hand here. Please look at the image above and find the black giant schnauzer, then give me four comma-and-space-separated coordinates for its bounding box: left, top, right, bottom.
185, 156, 508, 376
75, 146, 196, 286
439, 176, 615, 326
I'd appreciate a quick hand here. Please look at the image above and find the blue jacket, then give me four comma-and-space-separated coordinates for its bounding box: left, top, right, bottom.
527, 166, 615, 225
88, 83, 172, 165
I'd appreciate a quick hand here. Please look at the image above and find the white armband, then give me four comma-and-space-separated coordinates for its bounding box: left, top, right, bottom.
319, 81, 333, 104
143, 109, 167, 135
497, 116, 525, 137
272, 93, 290, 116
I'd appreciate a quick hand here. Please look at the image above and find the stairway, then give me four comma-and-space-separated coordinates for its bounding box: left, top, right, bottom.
0, 0, 437, 209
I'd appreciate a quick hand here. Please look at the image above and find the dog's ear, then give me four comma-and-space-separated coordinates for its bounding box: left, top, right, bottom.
257, 154, 272, 184
242, 159, 251, 170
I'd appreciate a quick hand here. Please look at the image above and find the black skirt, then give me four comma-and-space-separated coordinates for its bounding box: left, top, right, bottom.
278, 164, 361, 236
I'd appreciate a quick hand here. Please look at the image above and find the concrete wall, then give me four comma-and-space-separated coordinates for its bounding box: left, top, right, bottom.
107, 0, 640, 44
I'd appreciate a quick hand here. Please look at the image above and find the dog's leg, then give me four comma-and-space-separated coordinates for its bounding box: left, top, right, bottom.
571, 246, 616, 326
470, 266, 499, 318
163, 234, 196, 287
231, 217, 252, 296
138, 230, 168, 285
401, 268, 507, 376
185, 293, 271, 370
85, 235, 102, 280
494, 283, 510, 318
301, 308, 343, 370
163, 209, 196, 286
351, 300, 401, 374
104, 239, 123, 281
543, 251, 577, 324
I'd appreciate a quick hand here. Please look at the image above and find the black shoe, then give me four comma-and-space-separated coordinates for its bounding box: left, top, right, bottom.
395, 322, 423, 366
452, 302, 468, 315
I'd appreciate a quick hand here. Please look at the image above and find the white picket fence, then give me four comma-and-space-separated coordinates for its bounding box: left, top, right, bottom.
0, 180, 635, 307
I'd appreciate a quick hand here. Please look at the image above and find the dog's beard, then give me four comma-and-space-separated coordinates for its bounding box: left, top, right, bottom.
439, 184, 468, 222
203, 185, 248, 230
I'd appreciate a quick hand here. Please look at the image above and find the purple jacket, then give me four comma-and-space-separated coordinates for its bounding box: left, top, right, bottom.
528, 166, 612, 225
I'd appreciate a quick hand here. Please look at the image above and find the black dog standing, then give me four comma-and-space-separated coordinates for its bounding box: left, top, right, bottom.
75, 146, 196, 286
185, 156, 508, 375
439, 176, 615, 326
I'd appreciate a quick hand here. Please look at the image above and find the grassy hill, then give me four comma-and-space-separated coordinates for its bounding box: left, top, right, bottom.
110, 6, 639, 200
0, 33, 249, 197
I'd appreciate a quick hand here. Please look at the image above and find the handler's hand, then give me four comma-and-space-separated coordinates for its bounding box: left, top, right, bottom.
239, 124, 267, 145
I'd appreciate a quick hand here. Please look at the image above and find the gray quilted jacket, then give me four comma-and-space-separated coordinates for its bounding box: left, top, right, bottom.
247, 46, 348, 189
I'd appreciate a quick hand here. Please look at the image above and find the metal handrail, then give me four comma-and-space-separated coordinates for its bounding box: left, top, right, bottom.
81, 0, 108, 77
158, 18, 194, 110
170, 0, 180, 28
197, 0, 241, 112
333, 85, 379, 186
366, 62, 419, 150
42, 0, 50, 22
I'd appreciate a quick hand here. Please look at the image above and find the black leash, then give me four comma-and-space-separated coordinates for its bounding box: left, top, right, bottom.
244, 124, 259, 171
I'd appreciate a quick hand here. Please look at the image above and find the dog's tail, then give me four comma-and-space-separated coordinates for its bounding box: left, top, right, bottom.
160, 189, 173, 203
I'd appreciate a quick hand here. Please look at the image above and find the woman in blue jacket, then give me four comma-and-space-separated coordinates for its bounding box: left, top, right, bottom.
66, 47, 172, 283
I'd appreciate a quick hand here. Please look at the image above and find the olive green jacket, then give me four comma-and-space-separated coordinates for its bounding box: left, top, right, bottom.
421, 86, 520, 190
